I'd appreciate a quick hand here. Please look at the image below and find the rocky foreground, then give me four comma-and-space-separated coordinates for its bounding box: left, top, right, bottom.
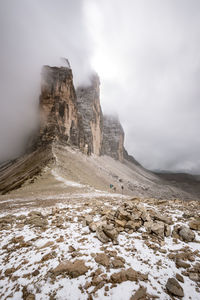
0, 196, 200, 300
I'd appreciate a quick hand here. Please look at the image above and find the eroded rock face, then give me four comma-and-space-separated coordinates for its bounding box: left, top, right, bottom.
102, 115, 125, 161
76, 74, 103, 155
34, 65, 137, 163
37, 66, 85, 149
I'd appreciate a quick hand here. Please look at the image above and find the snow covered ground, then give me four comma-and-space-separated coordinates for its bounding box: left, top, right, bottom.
0, 196, 199, 300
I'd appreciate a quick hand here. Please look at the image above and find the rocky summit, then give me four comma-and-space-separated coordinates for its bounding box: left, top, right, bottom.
0, 63, 200, 300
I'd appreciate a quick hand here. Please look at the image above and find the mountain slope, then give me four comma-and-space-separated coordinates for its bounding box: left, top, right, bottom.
0, 143, 199, 203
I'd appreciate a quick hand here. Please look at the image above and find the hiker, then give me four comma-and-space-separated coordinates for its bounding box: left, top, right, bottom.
121, 185, 124, 194
110, 184, 113, 189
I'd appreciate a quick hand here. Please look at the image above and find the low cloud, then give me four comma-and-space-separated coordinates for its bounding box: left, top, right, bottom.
0, 0, 93, 161
85, 0, 200, 174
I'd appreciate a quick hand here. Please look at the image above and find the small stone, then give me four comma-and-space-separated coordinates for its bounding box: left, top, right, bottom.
41, 253, 53, 262
68, 245, 76, 252
176, 273, 184, 283
164, 224, 171, 237
32, 270, 39, 276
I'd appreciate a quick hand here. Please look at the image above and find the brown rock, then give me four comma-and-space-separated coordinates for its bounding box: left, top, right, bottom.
32, 270, 40, 276
85, 215, 93, 225
110, 268, 146, 284
150, 221, 165, 237
25, 214, 48, 229
68, 245, 76, 252
189, 219, 200, 231
164, 224, 171, 237
89, 222, 97, 232
96, 226, 110, 243
130, 286, 147, 300
115, 219, 127, 227
52, 260, 89, 277
176, 259, 190, 269
189, 273, 200, 282
102, 224, 118, 242
154, 214, 173, 225
37, 66, 85, 150
166, 278, 184, 297
111, 258, 125, 268
126, 220, 142, 231
5, 268, 15, 276
176, 273, 184, 283
95, 253, 110, 267
179, 226, 195, 242
26, 295, 35, 300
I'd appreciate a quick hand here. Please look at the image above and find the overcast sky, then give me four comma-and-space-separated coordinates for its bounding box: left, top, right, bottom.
0, 0, 200, 174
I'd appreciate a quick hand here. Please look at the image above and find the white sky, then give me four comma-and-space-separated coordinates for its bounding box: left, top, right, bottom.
84, 0, 200, 174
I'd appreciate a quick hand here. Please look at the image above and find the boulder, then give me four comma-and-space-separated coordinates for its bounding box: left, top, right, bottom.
102, 224, 118, 242
179, 226, 195, 242
111, 258, 125, 268
110, 268, 147, 284
85, 215, 93, 225
176, 259, 190, 269
189, 219, 200, 231
95, 253, 110, 267
166, 278, 184, 297
96, 226, 110, 243
130, 286, 147, 300
150, 221, 165, 237
154, 214, 173, 225
189, 272, 200, 282
125, 220, 142, 231
115, 219, 127, 227
52, 259, 89, 277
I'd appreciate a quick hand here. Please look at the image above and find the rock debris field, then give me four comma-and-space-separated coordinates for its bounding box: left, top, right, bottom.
0, 196, 200, 300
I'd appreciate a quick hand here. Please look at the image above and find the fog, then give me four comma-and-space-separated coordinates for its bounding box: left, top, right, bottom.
85, 0, 200, 174
0, 0, 93, 161
0, 0, 200, 174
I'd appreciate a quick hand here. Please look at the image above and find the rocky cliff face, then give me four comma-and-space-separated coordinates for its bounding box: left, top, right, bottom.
101, 116, 124, 161
37, 66, 85, 150
35, 65, 136, 163
76, 74, 103, 156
